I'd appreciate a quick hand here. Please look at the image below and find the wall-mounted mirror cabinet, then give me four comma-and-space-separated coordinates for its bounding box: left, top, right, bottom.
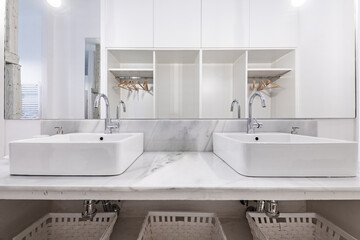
4, 0, 356, 120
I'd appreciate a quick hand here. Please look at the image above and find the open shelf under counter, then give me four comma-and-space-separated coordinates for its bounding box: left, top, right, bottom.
108, 68, 154, 78
247, 68, 292, 80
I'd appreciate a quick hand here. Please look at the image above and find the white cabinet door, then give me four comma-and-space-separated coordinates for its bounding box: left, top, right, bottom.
104, 0, 153, 48
250, 0, 298, 47
202, 0, 249, 47
154, 0, 201, 47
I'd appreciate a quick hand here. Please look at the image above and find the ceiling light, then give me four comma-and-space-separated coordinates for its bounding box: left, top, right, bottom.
291, 0, 307, 7
47, 0, 62, 8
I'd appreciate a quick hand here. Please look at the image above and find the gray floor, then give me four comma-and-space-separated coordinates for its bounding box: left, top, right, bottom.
111, 217, 253, 240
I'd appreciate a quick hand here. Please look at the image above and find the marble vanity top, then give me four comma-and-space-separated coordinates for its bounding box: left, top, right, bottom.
0, 152, 360, 200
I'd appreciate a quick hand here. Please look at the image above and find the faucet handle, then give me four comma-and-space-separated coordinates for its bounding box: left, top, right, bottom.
108, 120, 120, 131
114, 121, 120, 129
54, 127, 63, 134
253, 118, 263, 129
291, 127, 299, 134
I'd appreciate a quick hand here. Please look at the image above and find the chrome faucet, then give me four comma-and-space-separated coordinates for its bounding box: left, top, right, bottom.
247, 92, 266, 134
54, 126, 63, 134
116, 100, 126, 120
94, 94, 119, 134
291, 127, 299, 134
230, 99, 241, 119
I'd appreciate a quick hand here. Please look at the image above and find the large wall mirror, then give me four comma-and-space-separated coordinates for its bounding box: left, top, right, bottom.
4, 0, 356, 120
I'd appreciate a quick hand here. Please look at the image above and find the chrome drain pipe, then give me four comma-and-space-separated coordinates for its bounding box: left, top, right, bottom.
81, 200, 97, 221
244, 200, 280, 218
265, 200, 280, 218
81, 200, 121, 221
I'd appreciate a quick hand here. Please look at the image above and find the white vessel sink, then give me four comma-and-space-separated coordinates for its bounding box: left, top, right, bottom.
9, 133, 144, 176
213, 133, 358, 177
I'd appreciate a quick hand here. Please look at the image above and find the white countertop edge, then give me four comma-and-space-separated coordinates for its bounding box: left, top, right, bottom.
1, 152, 360, 201
1, 190, 360, 201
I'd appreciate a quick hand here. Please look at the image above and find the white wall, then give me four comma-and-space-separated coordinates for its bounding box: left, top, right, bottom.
317, 119, 357, 141
297, 0, 356, 118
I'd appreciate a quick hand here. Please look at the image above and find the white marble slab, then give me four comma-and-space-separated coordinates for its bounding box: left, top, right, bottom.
0, 152, 359, 201
41, 120, 317, 151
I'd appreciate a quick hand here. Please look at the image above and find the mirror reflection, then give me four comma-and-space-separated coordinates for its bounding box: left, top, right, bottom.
5, 0, 100, 119
4, 0, 356, 120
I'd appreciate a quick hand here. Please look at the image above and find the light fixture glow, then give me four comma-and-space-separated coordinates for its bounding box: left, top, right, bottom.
47, 0, 62, 8
291, 0, 307, 7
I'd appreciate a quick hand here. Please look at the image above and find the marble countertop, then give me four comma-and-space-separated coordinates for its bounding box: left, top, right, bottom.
1, 152, 360, 200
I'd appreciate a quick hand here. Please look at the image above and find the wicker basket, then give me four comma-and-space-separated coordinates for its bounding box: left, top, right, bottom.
137, 211, 227, 240
247, 212, 357, 240
13, 213, 117, 240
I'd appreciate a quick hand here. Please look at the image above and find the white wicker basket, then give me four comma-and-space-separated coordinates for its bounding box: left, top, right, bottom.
137, 211, 227, 240
13, 213, 117, 240
247, 212, 357, 240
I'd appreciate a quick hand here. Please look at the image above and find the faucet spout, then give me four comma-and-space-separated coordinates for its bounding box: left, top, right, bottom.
247, 92, 266, 134
249, 92, 266, 108
230, 99, 241, 119
116, 100, 126, 120
94, 93, 110, 120
260, 97, 266, 108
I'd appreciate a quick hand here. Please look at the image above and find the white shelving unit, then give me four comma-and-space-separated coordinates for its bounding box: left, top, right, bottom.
202, 50, 247, 118
107, 50, 155, 119
247, 68, 291, 80
155, 50, 200, 118
108, 69, 154, 78
247, 49, 295, 118
107, 50, 154, 69
104, 48, 296, 119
